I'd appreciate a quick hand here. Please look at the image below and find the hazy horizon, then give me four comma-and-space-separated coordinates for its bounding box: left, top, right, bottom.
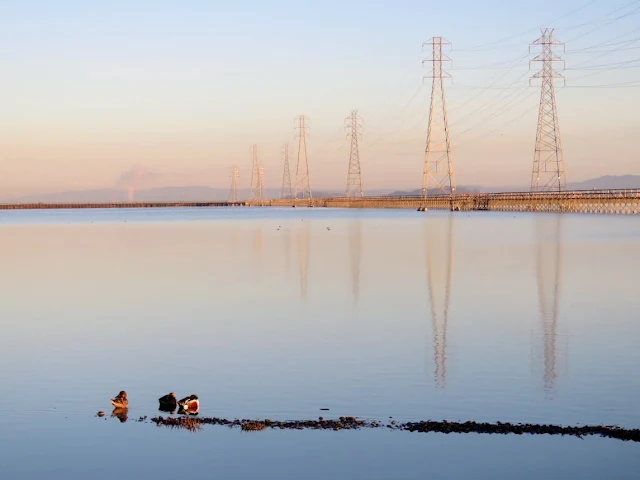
0, 0, 638, 197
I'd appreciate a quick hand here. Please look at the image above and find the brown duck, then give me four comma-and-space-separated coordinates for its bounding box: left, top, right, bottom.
110, 390, 128, 408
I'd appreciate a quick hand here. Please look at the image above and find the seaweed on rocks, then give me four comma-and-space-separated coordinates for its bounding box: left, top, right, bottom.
146, 415, 640, 442
401, 420, 640, 442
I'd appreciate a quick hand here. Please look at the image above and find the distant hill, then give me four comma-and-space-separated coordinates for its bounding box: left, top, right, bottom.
388, 185, 486, 196
388, 175, 640, 196
567, 175, 640, 190
1, 175, 637, 203
2, 186, 398, 203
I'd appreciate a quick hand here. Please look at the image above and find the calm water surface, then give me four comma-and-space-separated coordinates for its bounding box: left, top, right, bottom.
0, 207, 638, 479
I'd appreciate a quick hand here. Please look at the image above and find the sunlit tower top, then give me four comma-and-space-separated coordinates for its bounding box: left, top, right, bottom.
530, 28, 566, 192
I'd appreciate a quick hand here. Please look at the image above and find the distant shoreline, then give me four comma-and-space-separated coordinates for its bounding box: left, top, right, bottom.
0, 202, 246, 210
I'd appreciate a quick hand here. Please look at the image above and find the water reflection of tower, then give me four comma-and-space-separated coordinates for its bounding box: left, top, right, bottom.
284, 225, 291, 274
348, 217, 363, 305
424, 214, 455, 388
297, 222, 310, 299
534, 214, 564, 395
253, 224, 264, 279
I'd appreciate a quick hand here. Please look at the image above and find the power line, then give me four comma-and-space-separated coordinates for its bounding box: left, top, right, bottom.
566, 79, 640, 86
446, 54, 531, 115
450, 71, 531, 128
456, 102, 540, 149
567, 28, 640, 51
456, 88, 536, 137
567, 57, 640, 69
563, 1, 640, 43
454, 0, 600, 51
570, 37, 640, 68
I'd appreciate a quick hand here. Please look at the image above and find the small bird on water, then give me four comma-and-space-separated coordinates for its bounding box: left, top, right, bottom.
158, 392, 178, 412
110, 391, 128, 408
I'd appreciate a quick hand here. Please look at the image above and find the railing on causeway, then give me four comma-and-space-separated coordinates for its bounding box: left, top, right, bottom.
0, 189, 637, 214
263, 189, 640, 215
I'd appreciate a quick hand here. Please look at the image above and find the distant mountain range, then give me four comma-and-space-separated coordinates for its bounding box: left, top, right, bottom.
1, 175, 638, 203
388, 175, 640, 196
567, 175, 640, 190
1, 186, 397, 203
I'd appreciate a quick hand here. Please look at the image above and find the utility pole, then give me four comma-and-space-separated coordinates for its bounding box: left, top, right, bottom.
345, 110, 364, 198
294, 115, 312, 205
422, 37, 456, 198
530, 28, 566, 192
229, 164, 239, 203
281, 142, 292, 199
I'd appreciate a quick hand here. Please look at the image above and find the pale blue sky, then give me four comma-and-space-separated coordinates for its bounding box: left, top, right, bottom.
0, 0, 638, 195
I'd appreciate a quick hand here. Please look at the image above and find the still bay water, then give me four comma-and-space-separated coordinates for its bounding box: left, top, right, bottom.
0, 207, 638, 479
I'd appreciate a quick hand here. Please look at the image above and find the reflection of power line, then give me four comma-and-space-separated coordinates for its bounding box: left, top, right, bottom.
534, 214, 563, 395
425, 214, 455, 388
230, 223, 239, 255
297, 223, 310, 299
348, 217, 363, 305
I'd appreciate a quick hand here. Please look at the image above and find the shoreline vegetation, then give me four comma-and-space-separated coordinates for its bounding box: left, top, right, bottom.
108, 415, 640, 441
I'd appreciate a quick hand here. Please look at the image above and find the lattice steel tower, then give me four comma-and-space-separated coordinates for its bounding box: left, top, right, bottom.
257, 163, 264, 206
229, 164, 239, 202
281, 142, 292, 199
294, 115, 312, 203
530, 28, 566, 192
345, 110, 364, 197
250, 144, 263, 204
422, 37, 456, 197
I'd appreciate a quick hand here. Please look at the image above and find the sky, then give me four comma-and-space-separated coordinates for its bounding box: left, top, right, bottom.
0, 0, 638, 197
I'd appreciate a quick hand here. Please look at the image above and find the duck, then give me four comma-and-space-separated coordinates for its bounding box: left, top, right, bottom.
177, 394, 199, 414
158, 392, 178, 412
110, 390, 128, 409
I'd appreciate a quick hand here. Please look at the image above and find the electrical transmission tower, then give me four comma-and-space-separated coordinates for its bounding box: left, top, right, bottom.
229, 165, 239, 202
530, 28, 566, 192
250, 144, 263, 204
422, 37, 456, 197
345, 110, 364, 197
257, 163, 264, 206
294, 115, 312, 203
281, 142, 292, 199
